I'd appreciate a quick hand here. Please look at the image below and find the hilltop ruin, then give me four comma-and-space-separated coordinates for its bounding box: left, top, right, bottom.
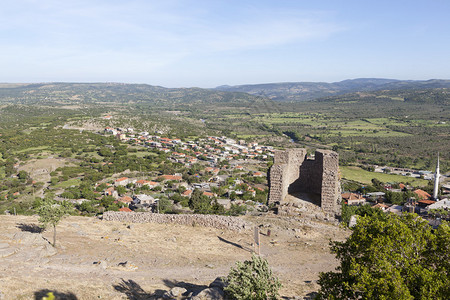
268, 148, 341, 216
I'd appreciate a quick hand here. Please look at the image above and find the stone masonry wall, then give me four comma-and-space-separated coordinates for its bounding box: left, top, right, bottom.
268, 149, 306, 204
268, 148, 340, 216
102, 211, 249, 231
318, 150, 341, 215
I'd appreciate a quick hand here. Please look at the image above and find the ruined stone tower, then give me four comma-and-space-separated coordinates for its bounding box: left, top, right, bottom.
268, 148, 341, 216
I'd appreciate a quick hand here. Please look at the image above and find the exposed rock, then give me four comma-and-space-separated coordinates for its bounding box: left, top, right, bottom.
163, 287, 187, 299
209, 277, 227, 289
99, 260, 107, 270
0, 247, 17, 258
38, 243, 57, 257
349, 215, 358, 227
117, 261, 138, 271
191, 287, 224, 300
12, 232, 48, 246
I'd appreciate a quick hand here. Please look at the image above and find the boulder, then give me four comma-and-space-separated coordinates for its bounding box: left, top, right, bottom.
163, 287, 187, 299
209, 277, 227, 289
191, 287, 224, 300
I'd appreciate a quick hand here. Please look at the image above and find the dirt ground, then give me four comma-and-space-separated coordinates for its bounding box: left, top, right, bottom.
0, 214, 348, 299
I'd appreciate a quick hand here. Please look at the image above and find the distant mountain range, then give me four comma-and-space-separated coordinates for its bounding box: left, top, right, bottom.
215, 78, 450, 101
0, 79, 449, 106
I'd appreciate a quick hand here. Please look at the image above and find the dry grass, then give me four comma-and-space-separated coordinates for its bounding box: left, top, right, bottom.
0, 214, 348, 299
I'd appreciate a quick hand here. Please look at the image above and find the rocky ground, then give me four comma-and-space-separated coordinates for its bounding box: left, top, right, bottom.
0, 213, 348, 299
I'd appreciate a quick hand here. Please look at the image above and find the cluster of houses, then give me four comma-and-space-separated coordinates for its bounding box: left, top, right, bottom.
104, 127, 274, 163
87, 127, 274, 213
88, 170, 268, 213
342, 183, 450, 221
374, 165, 448, 181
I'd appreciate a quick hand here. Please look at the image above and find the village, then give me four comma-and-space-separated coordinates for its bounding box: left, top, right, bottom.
69, 124, 448, 224
64, 125, 277, 215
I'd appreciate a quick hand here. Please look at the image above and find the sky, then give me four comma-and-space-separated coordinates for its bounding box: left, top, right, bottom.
0, 0, 449, 87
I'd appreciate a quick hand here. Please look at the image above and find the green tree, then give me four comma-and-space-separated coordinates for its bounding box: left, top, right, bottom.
115, 185, 127, 195
317, 213, 449, 299
98, 147, 113, 157
18, 170, 28, 180
37, 199, 73, 247
157, 197, 173, 214
189, 189, 212, 214
225, 254, 282, 300
385, 190, 405, 205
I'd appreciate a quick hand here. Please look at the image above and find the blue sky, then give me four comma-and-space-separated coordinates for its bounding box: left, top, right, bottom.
0, 0, 449, 87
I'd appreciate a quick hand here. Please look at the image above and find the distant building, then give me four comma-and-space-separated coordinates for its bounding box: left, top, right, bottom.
413, 189, 431, 200
426, 199, 450, 211
160, 175, 183, 181
114, 177, 129, 186
372, 203, 389, 211
342, 192, 366, 206
133, 194, 155, 206
181, 190, 192, 198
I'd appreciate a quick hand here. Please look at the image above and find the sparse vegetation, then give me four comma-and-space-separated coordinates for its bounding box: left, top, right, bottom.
225, 254, 282, 300
37, 198, 73, 247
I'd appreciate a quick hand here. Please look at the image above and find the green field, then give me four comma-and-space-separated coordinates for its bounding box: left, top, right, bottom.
53, 178, 82, 189
14, 146, 49, 154
340, 166, 428, 186
235, 134, 271, 139
322, 129, 410, 138
128, 151, 154, 158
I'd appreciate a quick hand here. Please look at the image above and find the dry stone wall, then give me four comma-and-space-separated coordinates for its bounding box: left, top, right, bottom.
102, 211, 249, 231
268, 148, 341, 216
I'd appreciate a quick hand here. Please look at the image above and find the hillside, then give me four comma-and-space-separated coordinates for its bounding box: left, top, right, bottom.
0, 214, 347, 299
215, 78, 450, 101
314, 88, 450, 105
0, 82, 265, 106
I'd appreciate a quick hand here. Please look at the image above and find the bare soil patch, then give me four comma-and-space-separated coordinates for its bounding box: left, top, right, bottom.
0, 214, 348, 299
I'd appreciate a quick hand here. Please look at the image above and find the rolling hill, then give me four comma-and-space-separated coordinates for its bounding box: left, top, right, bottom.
0, 82, 265, 106
215, 78, 450, 102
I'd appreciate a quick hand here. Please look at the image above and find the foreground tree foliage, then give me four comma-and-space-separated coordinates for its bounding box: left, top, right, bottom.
317, 213, 449, 299
37, 199, 73, 247
225, 254, 282, 300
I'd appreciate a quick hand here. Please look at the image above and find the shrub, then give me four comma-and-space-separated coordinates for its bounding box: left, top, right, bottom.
225, 254, 281, 300
317, 214, 449, 299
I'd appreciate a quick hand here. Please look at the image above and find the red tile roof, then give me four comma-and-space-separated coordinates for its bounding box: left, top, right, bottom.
414, 189, 431, 200
418, 200, 436, 205
160, 175, 182, 181
118, 196, 133, 203
373, 203, 388, 209
341, 192, 364, 201
182, 190, 192, 196
115, 177, 128, 182
119, 207, 132, 212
